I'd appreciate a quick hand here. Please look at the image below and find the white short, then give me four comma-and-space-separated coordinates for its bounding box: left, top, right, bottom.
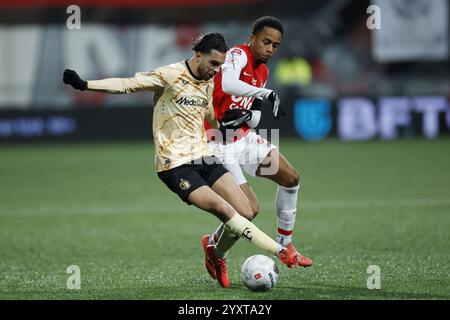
208, 131, 277, 185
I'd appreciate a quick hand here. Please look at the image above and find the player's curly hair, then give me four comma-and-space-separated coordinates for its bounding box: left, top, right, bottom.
252, 16, 284, 36
192, 32, 228, 54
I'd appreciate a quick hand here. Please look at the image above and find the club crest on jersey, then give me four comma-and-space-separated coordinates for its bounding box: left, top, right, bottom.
179, 179, 191, 190
231, 48, 242, 55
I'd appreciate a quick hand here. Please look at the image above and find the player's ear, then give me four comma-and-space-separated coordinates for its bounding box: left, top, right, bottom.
195, 51, 202, 63
250, 34, 257, 46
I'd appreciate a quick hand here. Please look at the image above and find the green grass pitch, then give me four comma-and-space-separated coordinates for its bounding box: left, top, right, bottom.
1, 138, 449, 299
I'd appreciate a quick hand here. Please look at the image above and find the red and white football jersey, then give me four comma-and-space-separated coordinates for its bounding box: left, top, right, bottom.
205, 44, 270, 143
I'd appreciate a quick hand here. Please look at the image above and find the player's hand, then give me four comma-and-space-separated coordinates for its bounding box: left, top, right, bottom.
267, 91, 285, 119
63, 69, 87, 91
220, 109, 252, 129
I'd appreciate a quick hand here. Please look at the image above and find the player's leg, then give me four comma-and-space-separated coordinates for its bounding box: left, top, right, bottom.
208, 169, 254, 220
256, 148, 298, 187
208, 170, 253, 261
207, 181, 260, 252
190, 172, 297, 259
255, 149, 313, 267
157, 163, 231, 286
205, 178, 260, 273
181, 158, 298, 287
204, 162, 301, 257
202, 144, 244, 285
211, 138, 260, 217
204, 147, 258, 264
239, 182, 260, 217
257, 149, 298, 245
200, 161, 252, 285
205, 141, 238, 246
224, 138, 261, 216
238, 132, 312, 267
158, 163, 292, 288
186, 184, 238, 222
188, 179, 300, 288
239, 133, 297, 246
207, 161, 257, 243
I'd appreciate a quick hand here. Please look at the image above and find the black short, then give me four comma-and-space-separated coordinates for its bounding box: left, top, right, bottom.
157, 156, 228, 204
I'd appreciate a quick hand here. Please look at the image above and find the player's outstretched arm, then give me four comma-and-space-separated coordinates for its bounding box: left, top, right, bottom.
220, 49, 283, 119
221, 50, 272, 99
62, 69, 166, 94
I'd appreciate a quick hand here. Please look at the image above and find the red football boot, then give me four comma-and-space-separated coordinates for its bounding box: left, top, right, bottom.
286, 243, 314, 267
205, 245, 230, 288
201, 235, 216, 279
278, 244, 300, 268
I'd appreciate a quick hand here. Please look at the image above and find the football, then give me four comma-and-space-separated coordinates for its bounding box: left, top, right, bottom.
240, 254, 279, 291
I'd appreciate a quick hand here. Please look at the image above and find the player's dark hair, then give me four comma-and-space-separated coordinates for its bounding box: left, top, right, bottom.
252, 16, 284, 36
192, 32, 228, 54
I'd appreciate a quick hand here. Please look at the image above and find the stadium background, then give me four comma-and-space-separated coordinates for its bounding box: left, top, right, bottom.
0, 0, 449, 300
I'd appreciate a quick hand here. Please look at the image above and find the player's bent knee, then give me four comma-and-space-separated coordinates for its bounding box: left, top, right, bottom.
239, 207, 255, 221
212, 202, 235, 222
212, 200, 255, 222
284, 169, 299, 188
251, 202, 260, 219
293, 170, 300, 186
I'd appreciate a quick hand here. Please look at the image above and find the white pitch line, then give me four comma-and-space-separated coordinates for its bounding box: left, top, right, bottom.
0, 198, 449, 218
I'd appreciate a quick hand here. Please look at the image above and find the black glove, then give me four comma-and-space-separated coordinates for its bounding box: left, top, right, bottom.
63, 69, 87, 91
251, 97, 262, 111
266, 91, 285, 119
220, 109, 252, 129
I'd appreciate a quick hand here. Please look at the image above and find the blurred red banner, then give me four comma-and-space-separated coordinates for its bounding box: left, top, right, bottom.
0, 0, 266, 7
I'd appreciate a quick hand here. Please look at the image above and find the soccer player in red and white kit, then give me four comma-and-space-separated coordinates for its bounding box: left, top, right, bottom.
202, 17, 313, 288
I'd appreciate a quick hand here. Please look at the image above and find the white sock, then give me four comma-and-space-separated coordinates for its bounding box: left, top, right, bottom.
276, 184, 299, 246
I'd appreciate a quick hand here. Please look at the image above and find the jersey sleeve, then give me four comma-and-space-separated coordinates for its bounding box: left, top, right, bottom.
86, 67, 169, 94
221, 48, 272, 99
222, 48, 248, 73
